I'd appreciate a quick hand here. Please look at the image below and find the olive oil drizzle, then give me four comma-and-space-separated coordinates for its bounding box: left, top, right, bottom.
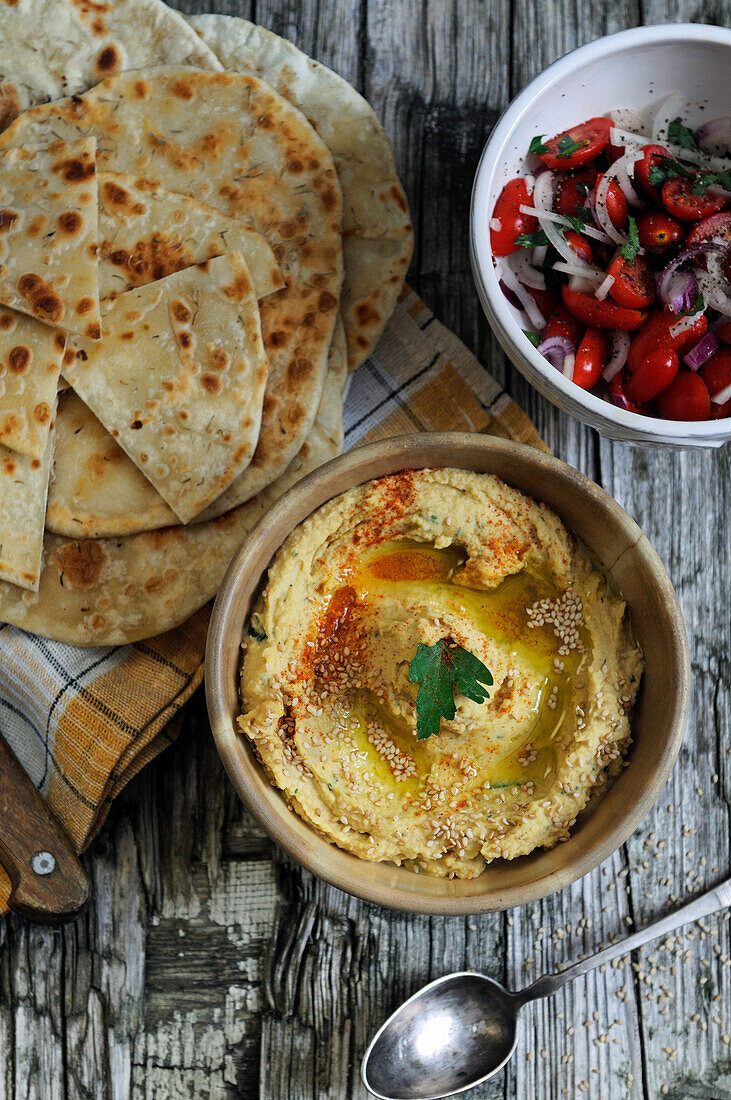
327, 540, 589, 798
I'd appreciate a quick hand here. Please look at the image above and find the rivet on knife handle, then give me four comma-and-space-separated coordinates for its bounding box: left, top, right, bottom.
0, 730, 91, 923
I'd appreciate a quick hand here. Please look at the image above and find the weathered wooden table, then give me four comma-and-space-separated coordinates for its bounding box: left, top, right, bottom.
2, 1, 730, 1097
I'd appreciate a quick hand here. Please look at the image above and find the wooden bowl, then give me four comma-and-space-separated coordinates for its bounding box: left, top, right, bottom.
205, 433, 690, 913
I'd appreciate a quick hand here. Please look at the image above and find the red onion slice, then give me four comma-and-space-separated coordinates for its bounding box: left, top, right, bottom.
684, 332, 720, 371
537, 335, 575, 376
696, 269, 731, 318
712, 381, 731, 405
662, 270, 698, 315
497, 260, 546, 329
498, 279, 524, 311
657, 242, 725, 312
506, 248, 546, 291
603, 331, 630, 382
696, 117, 731, 156
669, 313, 702, 339
652, 91, 685, 143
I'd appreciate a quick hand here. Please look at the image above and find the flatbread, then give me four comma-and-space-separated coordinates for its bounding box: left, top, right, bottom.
64, 253, 269, 524
98, 172, 284, 302
0, 137, 101, 338
0, 425, 54, 591
0, 0, 220, 133
0, 371, 344, 644
45, 315, 349, 538
0, 307, 66, 459
0, 67, 344, 508
188, 14, 413, 370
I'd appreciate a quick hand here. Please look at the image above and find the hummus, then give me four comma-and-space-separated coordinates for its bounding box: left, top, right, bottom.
238, 468, 643, 878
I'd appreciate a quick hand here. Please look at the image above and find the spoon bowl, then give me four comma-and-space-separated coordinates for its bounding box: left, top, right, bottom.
362, 876, 731, 1100
362, 972, 518, 1100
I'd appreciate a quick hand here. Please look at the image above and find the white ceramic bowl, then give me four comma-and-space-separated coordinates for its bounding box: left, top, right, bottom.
471, 23, 731, 448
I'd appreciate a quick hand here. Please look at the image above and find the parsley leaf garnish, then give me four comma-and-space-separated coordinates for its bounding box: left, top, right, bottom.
523, 330, 541, 347
648, 156, 693, 187
621, 215, 641, 264
563, 208, 593, 233
690, 168, 731, 195
556, 134, 589, 159
515, 228, 549, 248
529, 135, 549, 155
409, 639, 493, 740
668, 117, 699, 152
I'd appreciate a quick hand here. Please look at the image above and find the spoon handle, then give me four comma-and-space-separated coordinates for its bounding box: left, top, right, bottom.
517, 874, 731, 1005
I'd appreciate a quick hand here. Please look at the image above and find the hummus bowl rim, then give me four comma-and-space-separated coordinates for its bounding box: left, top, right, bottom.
205, 432, 690, 914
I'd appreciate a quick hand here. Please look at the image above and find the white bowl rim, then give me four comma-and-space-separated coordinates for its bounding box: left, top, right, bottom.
471, 22, 731, 444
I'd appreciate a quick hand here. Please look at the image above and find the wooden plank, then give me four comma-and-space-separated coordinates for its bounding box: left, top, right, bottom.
3, 2, 730, 1099
599, 441, 731, 1099
7, 921, 66, 1100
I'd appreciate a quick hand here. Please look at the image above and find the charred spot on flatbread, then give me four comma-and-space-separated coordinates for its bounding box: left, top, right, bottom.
8, 345, 30, 373
0, 83, 21, 133
52, 152, 96, 183
17, 273, 64, 325
95, 44, 120, 77
53, 539, 106, 589
0, 209, 18, 232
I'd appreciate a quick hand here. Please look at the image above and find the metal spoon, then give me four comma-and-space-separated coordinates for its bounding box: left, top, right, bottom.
362, 875, 731, 1100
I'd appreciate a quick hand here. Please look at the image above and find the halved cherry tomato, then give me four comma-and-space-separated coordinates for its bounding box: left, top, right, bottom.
609, 369, 647, 415
527, 286, 558, 317
628, 309, 708, 372
717, 320, 731, 345
565, 230, 594, 265
625, 348, 679, 402
591, 176, 628, 231
657, 369, 711, 420
561, 285, 648, 331
544, 302, 584, 348
554, 167, 598, 218
538, 117, 612, 171
572, 327, 608, 389
661, 177, 727, 222
637, 211, 685, 252
634, 144, 673, 205
687, 210, 731, 248
490, 178, 538, 256
700, 347, 731, 406
607, 254, 655, 310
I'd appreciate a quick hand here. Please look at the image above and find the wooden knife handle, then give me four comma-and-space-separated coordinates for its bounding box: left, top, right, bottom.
0, 731, 91, 923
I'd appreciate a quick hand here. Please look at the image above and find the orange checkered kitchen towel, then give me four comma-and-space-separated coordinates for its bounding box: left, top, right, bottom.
0, 287, 545, 914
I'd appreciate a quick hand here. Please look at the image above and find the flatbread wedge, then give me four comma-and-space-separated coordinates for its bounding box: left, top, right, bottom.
64, 253, 269, 524
0, 137, 101, 339
188, 14, 413, 370
0, 67, 344, 509
0, 364, 344, 644
45, 316, 348, 538
98, 172, 284, 302
0, 0, 220, 132
0, 425, 54, 591
0, 307, 66, 459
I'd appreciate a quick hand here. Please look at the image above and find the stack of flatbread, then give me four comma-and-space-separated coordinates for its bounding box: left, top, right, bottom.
0, 2, 412, 645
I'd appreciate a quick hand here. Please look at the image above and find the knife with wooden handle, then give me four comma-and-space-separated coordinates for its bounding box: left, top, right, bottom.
0, 730, 91, 922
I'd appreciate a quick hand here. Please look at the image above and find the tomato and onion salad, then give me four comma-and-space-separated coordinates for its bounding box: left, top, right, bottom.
489, 98, 731, 421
